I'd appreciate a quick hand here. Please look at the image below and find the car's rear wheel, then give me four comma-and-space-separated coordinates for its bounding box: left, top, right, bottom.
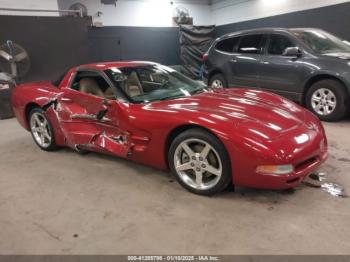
209, 73, 227, 89
29, 107, 57, 151
305, 79, 348, 121
169, 128, 231, 196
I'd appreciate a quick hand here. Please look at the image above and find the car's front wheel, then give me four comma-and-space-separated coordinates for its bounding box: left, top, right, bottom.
305, 79, 348, 121
209, 73, 227, 89
29, 107, 57, 151
169, 128, 232, 196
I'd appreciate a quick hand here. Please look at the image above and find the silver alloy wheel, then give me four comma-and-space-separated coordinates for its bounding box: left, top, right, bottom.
30, 112, 52, 148
174, 138, 222, 190
211, 79, 223, 89
311, 88, 337, 116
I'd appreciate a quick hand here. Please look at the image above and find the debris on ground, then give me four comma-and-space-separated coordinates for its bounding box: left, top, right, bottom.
303, 172, 326, 187
303, 172, 347, 197
321, 183, 347, 197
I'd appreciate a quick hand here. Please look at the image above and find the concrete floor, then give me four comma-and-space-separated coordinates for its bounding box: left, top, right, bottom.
0, 117, 349, 255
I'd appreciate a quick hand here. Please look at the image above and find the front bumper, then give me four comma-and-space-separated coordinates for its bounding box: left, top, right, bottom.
228, 122, 328, 190
251, 151, 328, 189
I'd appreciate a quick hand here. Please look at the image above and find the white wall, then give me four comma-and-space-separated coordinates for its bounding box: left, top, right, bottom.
1, 0, 349, 26
58, 0, 213, 27
0, 0, 59, 16
211, 0, 350, 26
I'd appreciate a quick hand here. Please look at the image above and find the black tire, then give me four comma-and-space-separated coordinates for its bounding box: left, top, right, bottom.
29, 107, 57, 151
168, 128, 232, 196
209, 73, 227, 88
305, 79, 349, 122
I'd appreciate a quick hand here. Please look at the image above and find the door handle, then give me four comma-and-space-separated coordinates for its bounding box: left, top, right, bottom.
261, 61, 269, 65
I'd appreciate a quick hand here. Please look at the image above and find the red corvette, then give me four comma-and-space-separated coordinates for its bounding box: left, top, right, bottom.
12, 62, 328, 195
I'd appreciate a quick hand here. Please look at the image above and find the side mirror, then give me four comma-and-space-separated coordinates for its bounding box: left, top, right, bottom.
283, 47, 302, 58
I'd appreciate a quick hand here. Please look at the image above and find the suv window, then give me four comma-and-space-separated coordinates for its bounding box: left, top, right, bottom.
268, 34, 295, 55
215, 37, 240, 53
292, 29, 350, 54
238, 34, 263, 54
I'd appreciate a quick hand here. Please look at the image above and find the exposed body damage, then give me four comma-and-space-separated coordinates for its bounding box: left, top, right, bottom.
44, 94, 132, 158
12, 61, 328, 190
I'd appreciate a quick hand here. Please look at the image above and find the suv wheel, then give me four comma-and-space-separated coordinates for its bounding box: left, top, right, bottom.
209, 73, 227, 89
305, 79, 348, 121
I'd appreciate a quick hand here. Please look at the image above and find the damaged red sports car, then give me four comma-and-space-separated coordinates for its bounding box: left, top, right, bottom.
12, 62, 328, 195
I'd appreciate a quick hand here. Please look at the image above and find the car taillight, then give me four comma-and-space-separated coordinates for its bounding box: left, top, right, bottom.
202, 53, 209, 62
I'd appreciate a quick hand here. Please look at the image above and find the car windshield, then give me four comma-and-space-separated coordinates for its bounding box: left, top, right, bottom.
292, 29, 350, 54
105, 64, 208, 103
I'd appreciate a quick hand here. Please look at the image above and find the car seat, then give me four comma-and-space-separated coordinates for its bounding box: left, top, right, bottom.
125, 72, 144, 97
79, 78, 104, 98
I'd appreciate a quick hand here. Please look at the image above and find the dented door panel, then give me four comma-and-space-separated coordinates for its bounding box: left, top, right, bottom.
90, 131, 130, 156
53, 89, 130, 157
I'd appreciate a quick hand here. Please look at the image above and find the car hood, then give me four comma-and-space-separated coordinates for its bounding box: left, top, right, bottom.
148, 89, 306, 141
322, 52, 350, 60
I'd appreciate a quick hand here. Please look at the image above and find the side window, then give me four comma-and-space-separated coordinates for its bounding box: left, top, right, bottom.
237, 34, 263, 54
268, 34, 296, 55
70, 71, 115, 99
215, 37, 240, 53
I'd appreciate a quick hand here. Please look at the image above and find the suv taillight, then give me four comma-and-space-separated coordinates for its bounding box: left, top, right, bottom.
202, 53, 209, 62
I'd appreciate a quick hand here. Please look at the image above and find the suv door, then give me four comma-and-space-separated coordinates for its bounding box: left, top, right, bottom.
56, 70, 131, 157
229, 34, 265, 88
258, 33, 305, 100
208, 36, 240, 87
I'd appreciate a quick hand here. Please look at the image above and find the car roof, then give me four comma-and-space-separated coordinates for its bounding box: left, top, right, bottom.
75, 61, 158, 71
218, 27, 321, 40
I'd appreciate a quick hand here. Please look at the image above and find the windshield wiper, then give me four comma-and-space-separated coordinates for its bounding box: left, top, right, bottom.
158, 94, 186, 101
156, 89, 206, 102
191, 88, 206, 95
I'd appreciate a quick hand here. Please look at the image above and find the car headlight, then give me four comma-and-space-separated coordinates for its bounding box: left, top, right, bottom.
256, 164, 294, 175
